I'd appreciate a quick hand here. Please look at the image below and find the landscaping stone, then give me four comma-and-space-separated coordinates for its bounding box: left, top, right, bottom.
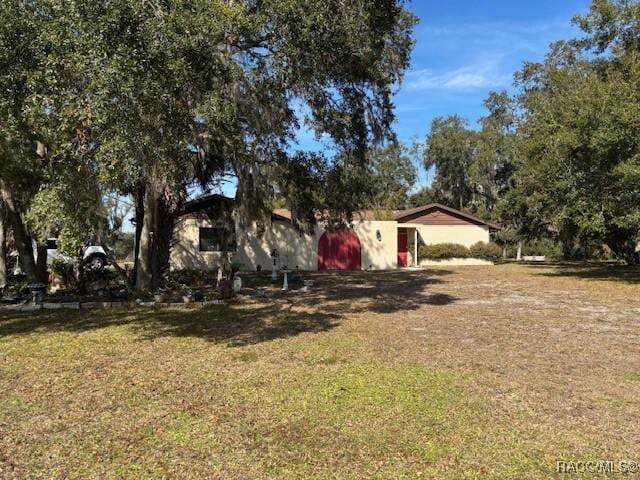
3, 297, 228, 314
3, 304, 24, 311
21, 305, 43, 312
1, 296, 22, 305
203, 300, 222, 306
60, 302, 81, 309
42, 303, 63, 310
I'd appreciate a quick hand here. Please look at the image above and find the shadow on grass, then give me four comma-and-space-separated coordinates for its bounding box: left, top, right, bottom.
301, 269, 457, 314
0, 269, 457, 344
526, 263, 640, 284
0, 303, 339, 347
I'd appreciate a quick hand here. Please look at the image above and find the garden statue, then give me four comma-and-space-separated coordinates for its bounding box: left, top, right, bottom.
233, 274, 242, 293
270, 249, 279, 280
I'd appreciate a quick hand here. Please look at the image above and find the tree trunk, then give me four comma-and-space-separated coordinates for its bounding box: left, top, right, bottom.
151, 191, 177, 291
133, 182, 145, 284
76, 248, 85, 294
136, 185, 156, 291
35, 243, 48, 283
516, 240, 523, 261
135, 184, 179, 291
0, 203, 7, 291
0, 177, 37, 282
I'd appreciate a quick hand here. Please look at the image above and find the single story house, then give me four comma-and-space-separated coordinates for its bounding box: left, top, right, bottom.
170, 195, 500, 271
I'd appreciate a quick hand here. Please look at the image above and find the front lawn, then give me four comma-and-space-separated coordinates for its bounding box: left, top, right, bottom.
1, 265, 639, 479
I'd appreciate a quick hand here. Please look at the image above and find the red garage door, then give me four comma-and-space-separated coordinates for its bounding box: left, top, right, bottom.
317, 229, 362, 270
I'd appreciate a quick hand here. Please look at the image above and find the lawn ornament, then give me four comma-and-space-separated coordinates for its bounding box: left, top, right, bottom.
233, 274, 242, 293
28, 283, 46, 305
270, 249, 279, 280
281, 269, 291, 291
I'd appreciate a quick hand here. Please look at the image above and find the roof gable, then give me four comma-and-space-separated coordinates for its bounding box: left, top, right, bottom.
394, 203, 500, 230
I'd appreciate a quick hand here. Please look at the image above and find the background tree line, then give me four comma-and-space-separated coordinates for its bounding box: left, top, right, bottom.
411, 0, 640, 263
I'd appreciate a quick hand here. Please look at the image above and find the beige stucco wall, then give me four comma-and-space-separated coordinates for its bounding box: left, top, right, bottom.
170, 217, 398, 271
417, 224, 490, 247
237, 221, 320, 271
353, 220, 397, 270
171, 217, 228, 271
170, 217, 320, 271
405, 224, 490, 266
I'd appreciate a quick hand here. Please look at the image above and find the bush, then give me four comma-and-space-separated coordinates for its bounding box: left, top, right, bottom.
169, 269, 207, 286
113, 233, 135, 261
50, 258, 78, 290
82, 267, 118, 287
418, 243, 469, 261
522, 239, 563, 261
469, 242, 502, 261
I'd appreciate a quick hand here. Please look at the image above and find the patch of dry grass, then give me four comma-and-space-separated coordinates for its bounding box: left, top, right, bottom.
1, 264, 639, 478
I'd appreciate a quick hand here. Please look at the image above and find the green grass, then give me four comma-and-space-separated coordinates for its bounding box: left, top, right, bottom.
2, 265, 639, 478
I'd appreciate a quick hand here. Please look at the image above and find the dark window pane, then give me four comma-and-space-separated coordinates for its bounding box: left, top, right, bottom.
199, 227, 236, 252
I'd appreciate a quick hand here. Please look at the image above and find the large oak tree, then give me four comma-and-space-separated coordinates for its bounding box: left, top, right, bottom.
62, 0, 417, 289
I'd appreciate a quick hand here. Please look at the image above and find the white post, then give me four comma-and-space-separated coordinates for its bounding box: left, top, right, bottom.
282, 271, 289, 291
414, 229, 418, 267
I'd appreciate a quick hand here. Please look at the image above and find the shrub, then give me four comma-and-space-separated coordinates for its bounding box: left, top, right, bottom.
469, 242, 502, 261
169, 269, 207, 286
83, 267, 118, 287
522, 239, 563, 261
113, 233, 135, 261
418, 243, 469, 261
50, 258, 78, 290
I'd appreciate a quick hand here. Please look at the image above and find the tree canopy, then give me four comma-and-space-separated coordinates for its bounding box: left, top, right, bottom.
421, 0, 640, 262
0, 0, 417, 288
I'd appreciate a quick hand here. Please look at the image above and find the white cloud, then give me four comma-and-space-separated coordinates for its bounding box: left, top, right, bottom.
404, 67, 510, 91
402, 17, 581, 93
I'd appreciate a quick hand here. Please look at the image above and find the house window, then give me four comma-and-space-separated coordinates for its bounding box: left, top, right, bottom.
199, 227, 236, 252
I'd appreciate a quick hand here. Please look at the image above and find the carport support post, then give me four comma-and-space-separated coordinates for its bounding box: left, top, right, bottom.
414, 229, 418, 267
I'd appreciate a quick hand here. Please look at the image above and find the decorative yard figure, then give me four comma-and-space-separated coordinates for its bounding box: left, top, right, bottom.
217, 265, 224, 284
281, 268, 291, 291
270, 249, 279, 280
233, 274, 242, 293
28, 283, 46, 305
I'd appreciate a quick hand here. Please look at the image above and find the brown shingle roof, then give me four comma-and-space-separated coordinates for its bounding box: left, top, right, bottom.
270, 209, 384, 222
394, 203, 501, 230
181, 195, 500, 230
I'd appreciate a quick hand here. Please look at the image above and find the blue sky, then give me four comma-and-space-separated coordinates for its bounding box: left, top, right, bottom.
218, 0, 592, 197
133, 1, 593, 232
393, 0, 590, 145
